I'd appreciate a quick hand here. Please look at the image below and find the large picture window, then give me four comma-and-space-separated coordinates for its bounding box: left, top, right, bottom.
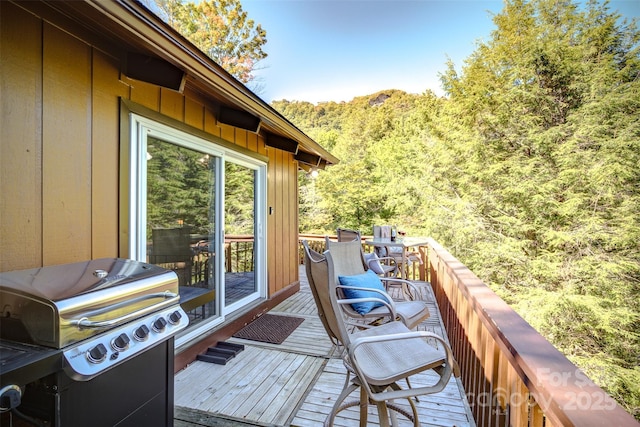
124, 112, 267, 342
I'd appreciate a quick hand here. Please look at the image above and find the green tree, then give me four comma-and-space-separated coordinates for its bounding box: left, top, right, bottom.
152, 0, 267, 83
434, 0, 640, 417
436, 0, 640, 296
225, 162, 255, 234
283, 0, 639, 417
147, 138, 214, 235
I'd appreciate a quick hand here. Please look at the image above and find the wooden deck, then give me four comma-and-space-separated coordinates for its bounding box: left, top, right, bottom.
174, 266, 475, 427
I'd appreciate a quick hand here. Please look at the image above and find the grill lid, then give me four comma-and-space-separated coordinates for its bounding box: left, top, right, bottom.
0, 258, 173, 301
0, 258, 180, 349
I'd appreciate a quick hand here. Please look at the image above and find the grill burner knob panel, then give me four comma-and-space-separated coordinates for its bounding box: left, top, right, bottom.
152, 317, 167, 333
134, 324, 150, 341
111, 333, 130, 352
62, 306, 188, 381
87, 343, 108, 364
168, 310, 182, 325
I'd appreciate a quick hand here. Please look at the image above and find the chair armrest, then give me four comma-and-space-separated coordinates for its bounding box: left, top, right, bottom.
374, 256, 397, 266
365, 256, 397, 276
379, 277, 420, 300
335, 284, 397, 319
336, 297, 397, 320
336, 284, 394, 305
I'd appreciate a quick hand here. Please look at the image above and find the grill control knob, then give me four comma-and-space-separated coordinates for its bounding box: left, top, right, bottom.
133, 324, 150, 341
87, 343, 108, 364
111, 333, 130, 351
152, 317, 167, 333
168, 310, 182, 325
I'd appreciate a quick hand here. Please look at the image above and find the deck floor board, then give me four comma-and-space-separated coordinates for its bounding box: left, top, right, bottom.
174, 266, 475, 427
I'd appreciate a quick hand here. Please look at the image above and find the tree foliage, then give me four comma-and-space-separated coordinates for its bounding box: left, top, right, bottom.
147, 138, 214, 235
281, 0, 639, 418
152, 0, 267, 83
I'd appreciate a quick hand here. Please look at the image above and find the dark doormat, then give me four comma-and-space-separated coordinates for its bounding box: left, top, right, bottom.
232, 313, 304, 344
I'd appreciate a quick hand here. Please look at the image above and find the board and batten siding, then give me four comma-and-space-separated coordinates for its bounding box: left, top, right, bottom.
0, 1, 299, 295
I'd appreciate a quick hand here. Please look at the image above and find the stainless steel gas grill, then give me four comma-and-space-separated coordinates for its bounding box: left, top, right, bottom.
0, 258, 188, 426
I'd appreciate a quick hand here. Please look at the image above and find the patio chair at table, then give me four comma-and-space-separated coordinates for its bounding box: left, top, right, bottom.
302, 241, 459, 427
371, 225, 424, 280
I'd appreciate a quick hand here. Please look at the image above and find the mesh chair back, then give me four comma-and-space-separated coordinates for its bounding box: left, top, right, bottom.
336, 228, 361, 242
323, 251, 356, 348
325, 238, 368, 275
302, 241, 342, 345
149, 227, 192, 264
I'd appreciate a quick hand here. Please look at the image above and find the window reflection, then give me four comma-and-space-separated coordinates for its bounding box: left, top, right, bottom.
224, 162, 257, 306
146, 138, 216, 325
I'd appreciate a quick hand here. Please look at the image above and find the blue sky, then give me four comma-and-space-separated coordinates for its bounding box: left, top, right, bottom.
242, 0, 639, 104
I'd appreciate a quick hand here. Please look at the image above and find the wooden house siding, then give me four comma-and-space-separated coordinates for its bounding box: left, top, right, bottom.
0, 1, 299, 296
266, 148, 299, 296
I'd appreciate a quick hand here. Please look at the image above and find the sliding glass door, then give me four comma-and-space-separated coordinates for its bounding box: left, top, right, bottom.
126, 114, 266, 336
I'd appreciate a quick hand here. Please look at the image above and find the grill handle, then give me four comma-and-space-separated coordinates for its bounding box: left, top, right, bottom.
68, 291, 179, 329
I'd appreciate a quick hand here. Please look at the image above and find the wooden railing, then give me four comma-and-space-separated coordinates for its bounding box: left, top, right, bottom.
298, 234, 638, 427
427, 238, 637, 427
224, 235, 255, 273
298, 233, 428, 281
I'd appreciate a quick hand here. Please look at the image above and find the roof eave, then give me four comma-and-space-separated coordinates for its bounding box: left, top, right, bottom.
66, 0, 338, 165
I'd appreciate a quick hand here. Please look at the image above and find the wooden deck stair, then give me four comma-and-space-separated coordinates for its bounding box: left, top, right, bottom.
174, 266, 474, 426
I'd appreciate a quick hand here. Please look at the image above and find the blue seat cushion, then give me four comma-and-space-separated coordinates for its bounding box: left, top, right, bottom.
338, 270, 390, 315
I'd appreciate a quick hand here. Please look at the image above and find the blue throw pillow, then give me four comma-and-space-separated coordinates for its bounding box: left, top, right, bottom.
338, 270, 390, 315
